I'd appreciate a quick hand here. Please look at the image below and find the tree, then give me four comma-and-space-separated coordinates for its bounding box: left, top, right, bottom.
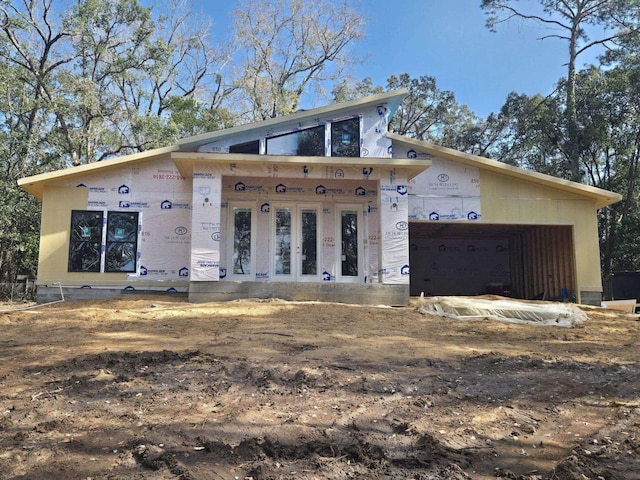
481, 0, 640, 182
0, 0, 229, 286
230, 0, 366, 121
574, 66, 640, 283
333, 73, 505, 157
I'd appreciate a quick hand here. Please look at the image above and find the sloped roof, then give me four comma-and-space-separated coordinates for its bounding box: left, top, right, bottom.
18, 146, 179, 199
388, 133, 622, 209
177, 89, 408, 151
18, 90, 409, 199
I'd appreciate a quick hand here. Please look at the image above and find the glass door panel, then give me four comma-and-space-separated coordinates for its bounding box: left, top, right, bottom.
341, 210, 359, 277
275, 208, 292, 275
300, 208, 318, 276
232, 207, 252, 275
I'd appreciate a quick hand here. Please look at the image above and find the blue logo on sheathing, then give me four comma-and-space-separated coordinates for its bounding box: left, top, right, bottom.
118, 184, 130, 194
322, 271, 332, 281
355, 186, 366, 196
261, 203, 270, 213
276, 183, 287, 193
76, 183, 87, 188
401, 265, 410, 275
166, 287, 177, 292
396, 221, 409, 231
468, 211, 479, 220
397, 185, 408, 195
124, 286, 135, 291
235, 182, 246, 191
316, 185, 326, 195
179, 267, 189, 277
429, 212, 440, 221
161, 200, 172, 209
140, 266, 148, 276
407, 150, 417, 159
119, 201, 130, 208
220, 268, 227, 279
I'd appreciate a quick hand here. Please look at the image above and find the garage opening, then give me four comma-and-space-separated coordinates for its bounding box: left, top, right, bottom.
409, 223, 576, 301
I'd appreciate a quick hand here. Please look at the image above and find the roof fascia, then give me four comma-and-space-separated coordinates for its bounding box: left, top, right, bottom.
177, 89, 409, 151
388, 132, 622, 209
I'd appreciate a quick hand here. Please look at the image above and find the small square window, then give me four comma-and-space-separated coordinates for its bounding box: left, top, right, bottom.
331, 117, 360, 157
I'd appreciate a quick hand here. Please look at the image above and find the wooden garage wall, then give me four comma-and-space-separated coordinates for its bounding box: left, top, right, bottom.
519, 226, 576, 300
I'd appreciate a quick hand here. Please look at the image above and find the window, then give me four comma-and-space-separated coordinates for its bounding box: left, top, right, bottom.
332, 117, 360, 157
69, 210, 103, 272
265, 117, 361, 158
68, 210, 139, 273
105, 212, 139, 273
266, 125, 325, 156
230, 140, 260, 154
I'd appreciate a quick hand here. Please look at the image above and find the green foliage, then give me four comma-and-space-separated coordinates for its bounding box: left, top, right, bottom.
481, 0, 640, 182
0, 180, 40, 280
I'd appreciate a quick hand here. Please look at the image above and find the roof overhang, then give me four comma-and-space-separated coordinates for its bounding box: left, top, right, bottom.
388, 133, 622, 209
171, 151, 430, 180
18, 146, 179, 200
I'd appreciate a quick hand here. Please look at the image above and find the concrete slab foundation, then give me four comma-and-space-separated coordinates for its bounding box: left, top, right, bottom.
36, 285, 187, 304
188, 281, 410, 306
580, 290, 602, 306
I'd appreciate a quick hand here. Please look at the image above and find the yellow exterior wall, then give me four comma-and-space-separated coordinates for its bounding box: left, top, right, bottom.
37, 186, 129, 286
38, 185, 190, 290
481, 170, 603, 301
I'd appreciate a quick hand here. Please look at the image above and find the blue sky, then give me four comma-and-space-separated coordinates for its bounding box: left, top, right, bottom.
193, 0, 605, 118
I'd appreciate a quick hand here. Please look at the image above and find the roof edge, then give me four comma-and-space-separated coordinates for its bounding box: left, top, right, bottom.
388, 132, 622, 208
18, 145, 179, 199
177, 89, 409, 151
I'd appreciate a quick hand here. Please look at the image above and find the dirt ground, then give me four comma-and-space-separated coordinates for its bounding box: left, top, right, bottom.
0, 296, 639, 480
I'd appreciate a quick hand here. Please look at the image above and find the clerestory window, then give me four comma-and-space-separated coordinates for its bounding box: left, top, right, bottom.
265, 116, 361, 158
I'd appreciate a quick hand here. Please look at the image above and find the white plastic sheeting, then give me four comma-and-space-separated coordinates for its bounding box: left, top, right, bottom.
419, 296, 588, 327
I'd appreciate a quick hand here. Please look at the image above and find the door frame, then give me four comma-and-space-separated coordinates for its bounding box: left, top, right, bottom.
270, 202, 322, 282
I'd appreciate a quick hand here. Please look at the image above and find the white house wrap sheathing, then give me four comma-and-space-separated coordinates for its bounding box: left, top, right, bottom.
57, 157, 193, 285
189, 161, 410, 285
400, 153, 481, 222
419, 296, 588, 327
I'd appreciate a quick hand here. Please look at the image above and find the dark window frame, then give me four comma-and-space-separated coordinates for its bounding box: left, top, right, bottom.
68, 209, 140, 274
331, 117, 361, 158
68, 210, 104, 272
105, 211, 139, 273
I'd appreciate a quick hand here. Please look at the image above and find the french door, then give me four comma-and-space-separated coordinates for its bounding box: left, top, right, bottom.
273, 204, 320, 281
227, 201, 362, 282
